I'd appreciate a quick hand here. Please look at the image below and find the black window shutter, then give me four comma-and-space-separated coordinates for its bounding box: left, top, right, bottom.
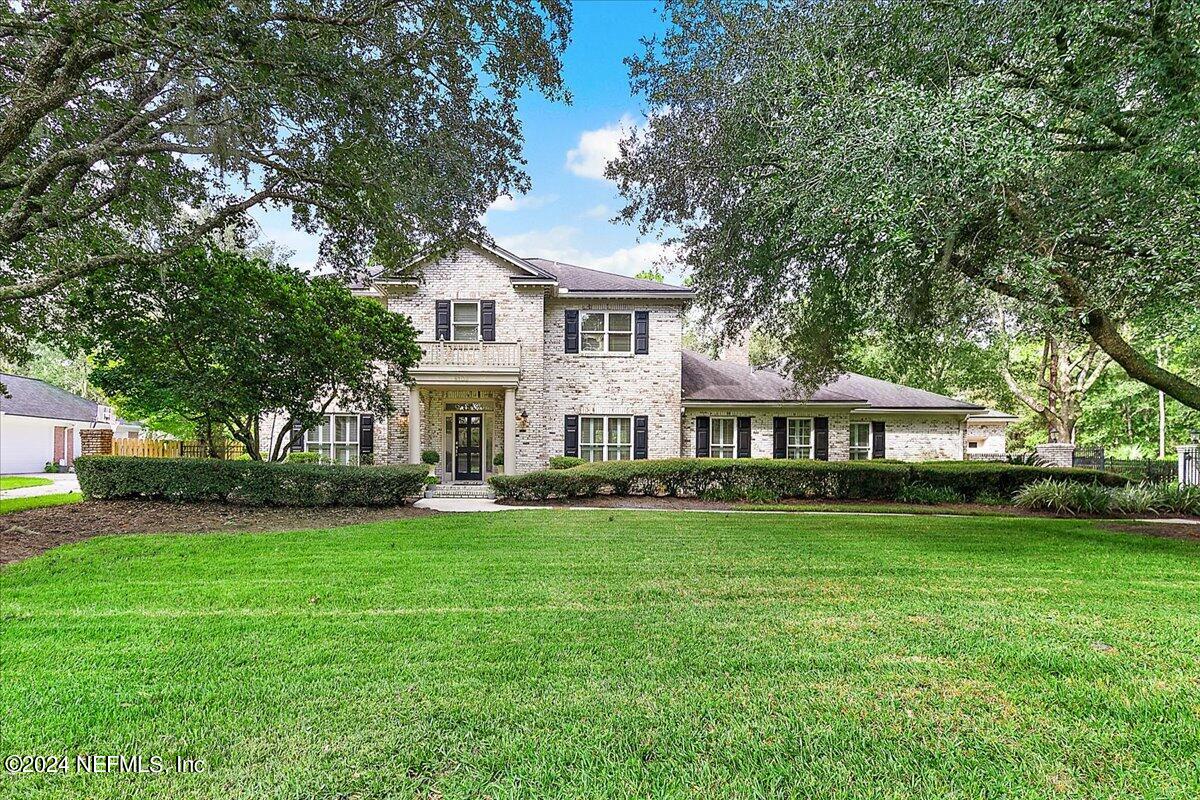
871, 420, 886, 459
359, 414, 374, 462
773, 417, 787, 459
814, 417, 829, 461
290, 417, 305, 452
564, 415, 579, 457
736, 416, 751, 458
480, 300, 496, 342
633, 415, 648, 459
695, 416, 710, 457
435, 300, 451, 341
564, 309, 579, 353
634, 310, 649, 355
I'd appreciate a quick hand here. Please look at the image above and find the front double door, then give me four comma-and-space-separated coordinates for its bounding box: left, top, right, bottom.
453, 413, 484, 482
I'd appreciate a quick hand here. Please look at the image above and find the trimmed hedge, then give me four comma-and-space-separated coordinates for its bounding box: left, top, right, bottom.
549, 456, 585, 470
488, 458, 1128, 502
76, 456, 429, 507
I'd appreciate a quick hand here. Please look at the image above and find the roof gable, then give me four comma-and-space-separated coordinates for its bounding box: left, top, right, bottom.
0, 373, 100, 422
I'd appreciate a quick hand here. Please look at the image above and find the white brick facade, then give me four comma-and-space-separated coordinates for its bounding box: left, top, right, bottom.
268, 244, 1008, 474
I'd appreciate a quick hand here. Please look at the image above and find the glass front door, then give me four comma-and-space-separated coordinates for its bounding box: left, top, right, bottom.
454, 413, 484, 481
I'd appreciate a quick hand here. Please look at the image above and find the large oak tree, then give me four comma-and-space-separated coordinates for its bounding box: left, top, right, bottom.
0, 0, 570, 357
611, 0, 1200, 410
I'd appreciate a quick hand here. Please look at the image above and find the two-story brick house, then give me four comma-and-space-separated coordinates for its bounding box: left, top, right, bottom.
265, 241, 1011, 480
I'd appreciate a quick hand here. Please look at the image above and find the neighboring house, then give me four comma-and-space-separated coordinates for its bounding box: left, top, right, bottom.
263, 241, 1013, 479
0, 373, 143, 474
963, 408, 1020, 458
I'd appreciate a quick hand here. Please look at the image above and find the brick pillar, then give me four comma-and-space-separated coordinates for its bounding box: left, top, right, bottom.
1035, 442, 1076, 468
79, 428, 113, 456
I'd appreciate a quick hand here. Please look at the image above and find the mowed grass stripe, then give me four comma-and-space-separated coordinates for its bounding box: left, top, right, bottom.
2, 510, 1198, 799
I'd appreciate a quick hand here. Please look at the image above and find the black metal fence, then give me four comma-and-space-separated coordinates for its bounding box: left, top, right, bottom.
1073, 446, 1176, 483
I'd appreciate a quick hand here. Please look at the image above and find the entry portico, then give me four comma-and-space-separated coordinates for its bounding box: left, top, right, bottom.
407, 340, 521, 480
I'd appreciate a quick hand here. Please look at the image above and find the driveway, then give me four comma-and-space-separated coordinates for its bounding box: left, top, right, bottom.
0, 472, 81, 499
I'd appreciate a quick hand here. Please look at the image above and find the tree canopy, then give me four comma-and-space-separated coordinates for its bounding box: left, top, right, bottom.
611, 0, 1200, 410
66, 245, 421, 461
0, 0, 570, 359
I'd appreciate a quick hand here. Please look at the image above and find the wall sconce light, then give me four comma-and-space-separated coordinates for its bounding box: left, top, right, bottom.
397, 415, 409, 433
517, 409, 529, 431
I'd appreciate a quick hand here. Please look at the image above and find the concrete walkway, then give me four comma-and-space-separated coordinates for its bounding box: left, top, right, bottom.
0, 473, 80, 499
414, 497, 549, 513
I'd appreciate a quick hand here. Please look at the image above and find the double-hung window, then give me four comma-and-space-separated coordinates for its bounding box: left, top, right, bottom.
709, 417, 736, 459
451, 301, 480, 341
579, 416, 632, 462
305, 414, 361, 464
580, 312, 633, 354
849, 422, 871, 460
787, 418, 813, 459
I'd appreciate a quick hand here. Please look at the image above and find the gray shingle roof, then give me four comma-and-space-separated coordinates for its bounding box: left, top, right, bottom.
0, 373, 100, 422
681, 350, 985, 411
522, 258, 692, 294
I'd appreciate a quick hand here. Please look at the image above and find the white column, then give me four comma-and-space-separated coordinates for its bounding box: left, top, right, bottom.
504, 386, 517, 475
408, 385, 422, 464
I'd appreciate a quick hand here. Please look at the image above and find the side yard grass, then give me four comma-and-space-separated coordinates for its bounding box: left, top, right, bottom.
2, 510, 1198, 799
0, 493, 80, 514
0, 476, 52, 491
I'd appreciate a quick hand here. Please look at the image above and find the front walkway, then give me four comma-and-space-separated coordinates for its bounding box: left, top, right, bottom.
0, 473, 80, 499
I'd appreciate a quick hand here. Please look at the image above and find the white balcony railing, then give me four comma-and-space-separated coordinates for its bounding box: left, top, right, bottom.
416, 340, 521, 371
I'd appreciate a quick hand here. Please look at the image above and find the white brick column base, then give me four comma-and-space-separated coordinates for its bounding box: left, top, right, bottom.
1035, 442, 1076, 468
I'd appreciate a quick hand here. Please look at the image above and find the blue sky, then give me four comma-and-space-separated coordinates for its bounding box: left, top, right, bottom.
252, 1, 679, 281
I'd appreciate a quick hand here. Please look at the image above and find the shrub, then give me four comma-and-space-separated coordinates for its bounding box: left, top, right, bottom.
44, 461, 60, 473
490, 458, 1129, 503
286, 451, 320, 464
75, 456, 428, 507
1012, 479, 1200, 517
421, 449, 440, 466
896, 482, 965, 505
549, 456, 585, 470
493, 451, 505, 468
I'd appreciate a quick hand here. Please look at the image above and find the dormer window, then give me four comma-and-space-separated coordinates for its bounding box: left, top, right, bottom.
452, 301, 480, 341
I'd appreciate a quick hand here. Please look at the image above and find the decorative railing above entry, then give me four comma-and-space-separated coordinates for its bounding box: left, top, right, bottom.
416, 341, 521, 370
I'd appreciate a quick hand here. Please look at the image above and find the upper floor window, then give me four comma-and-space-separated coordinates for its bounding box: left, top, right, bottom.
581, 311, 632, 354
452, 301, 480, 341
709, 417, 736, 459
305, 414, 360, 464
849, 421, 871, 460
787, 418, 813, 459
580, 415, 632, 462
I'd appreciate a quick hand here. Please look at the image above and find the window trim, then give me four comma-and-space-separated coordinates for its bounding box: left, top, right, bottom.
305, 413, 361, 464
849, 421, 872, 461
708, 416, 737, 459
579, 415, 634, 462
579, 311, 634, 355
786, 417, 814, 460
451, 300, 481, 342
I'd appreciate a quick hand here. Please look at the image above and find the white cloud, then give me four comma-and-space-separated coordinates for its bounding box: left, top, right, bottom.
591, 241, 680, 279
486, 193, 557, 214
495, 226, 587, 263
582, 203, 611, 220
496, 227, 684, 283
565, 114, 637, 181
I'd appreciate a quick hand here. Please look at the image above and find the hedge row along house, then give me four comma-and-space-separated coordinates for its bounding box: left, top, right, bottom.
260, 241, 1014, 480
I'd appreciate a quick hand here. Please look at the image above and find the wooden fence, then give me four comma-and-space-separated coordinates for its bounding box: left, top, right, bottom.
113, 439, 244, 460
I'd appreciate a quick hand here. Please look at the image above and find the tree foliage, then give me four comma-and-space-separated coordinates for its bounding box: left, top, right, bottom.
612, 0, 1200, 408
66, 245, 421, 461
0, 0, 570, 358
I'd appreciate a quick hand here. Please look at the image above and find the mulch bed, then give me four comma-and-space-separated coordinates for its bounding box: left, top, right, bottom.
0, 500, 430, 566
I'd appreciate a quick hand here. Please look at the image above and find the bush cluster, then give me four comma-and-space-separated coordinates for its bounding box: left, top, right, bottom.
489, 458, 1126, 503
1015, 479, 1200, 516
549, 456, 585, 470
75, 456, 429, 507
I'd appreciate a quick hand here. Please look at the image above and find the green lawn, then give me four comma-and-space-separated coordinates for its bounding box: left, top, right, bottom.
0, 492, 80, 514
0, 476, 53, 491
2, 511, 1197, 799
